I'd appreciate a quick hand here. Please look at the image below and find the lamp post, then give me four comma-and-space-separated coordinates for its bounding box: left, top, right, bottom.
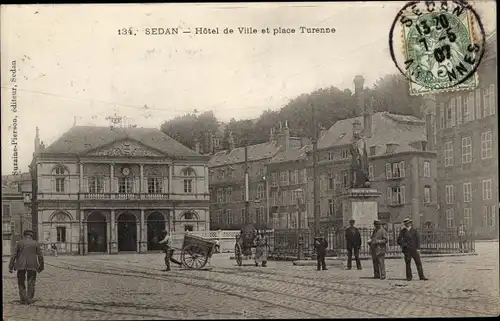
295, 188, 304, 260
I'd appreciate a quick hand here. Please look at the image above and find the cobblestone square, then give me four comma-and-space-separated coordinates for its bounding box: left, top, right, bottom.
3, 242, 499, 320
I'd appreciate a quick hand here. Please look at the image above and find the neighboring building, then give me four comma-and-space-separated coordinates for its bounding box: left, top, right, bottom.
267, 143, 311, 229
307, 75, 438, 229
208, 124, 306, 230
2, 173, 32, 255
30, 125, 210, 255
435, 31, 498, 238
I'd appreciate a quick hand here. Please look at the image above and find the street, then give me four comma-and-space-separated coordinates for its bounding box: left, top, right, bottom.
3, 241, 499, 320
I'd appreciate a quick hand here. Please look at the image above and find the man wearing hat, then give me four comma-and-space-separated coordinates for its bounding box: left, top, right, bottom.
345, 219, 362, 270
8, 230, 44, 304
368, 220, 387, 279
313, 234, 328, 271
397, 218, 428, 281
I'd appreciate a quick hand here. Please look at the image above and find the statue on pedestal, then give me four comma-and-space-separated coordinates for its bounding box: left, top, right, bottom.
350, 130, 370, 188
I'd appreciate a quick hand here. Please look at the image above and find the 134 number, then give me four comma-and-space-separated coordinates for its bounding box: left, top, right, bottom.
118, 28, 135, 36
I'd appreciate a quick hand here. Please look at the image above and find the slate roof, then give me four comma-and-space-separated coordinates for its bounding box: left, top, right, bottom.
270, 144, 312, 164
208, 142, 280, 167
318, 112, 427, 156
43, 126, 200, 157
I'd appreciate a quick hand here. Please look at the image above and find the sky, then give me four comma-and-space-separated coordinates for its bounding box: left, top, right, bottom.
1, 1, 497, 175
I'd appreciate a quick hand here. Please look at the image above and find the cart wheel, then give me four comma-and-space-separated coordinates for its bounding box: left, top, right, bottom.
181, 244, 208, 269
235, 242, 243, 266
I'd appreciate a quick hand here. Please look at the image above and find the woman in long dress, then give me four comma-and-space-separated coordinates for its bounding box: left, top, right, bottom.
254, 231, 268, 267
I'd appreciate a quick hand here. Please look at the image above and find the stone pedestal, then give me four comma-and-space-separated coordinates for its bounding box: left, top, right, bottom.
139, 241, 148, 253
110, 242, 118, 254
341, 188, 382, 227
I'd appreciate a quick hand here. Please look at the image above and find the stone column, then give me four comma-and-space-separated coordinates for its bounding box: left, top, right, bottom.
168, 164, 173, 194
204, 166, 209, 193
411, 156, 421, 227
110, 209, 118, 254
136, 220, 140, 253
83, 220, 88, 255
168, 208, 174, 232
140, 164, 144, 194
139, 209, 147, 253
79, 163, 84, 192
110, 163, 115, 195
79, 209, 85, 255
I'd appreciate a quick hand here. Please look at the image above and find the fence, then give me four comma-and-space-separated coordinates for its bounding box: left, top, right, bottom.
267, 226, 475, 260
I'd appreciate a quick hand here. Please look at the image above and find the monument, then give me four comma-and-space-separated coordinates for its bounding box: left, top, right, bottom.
341, 75, 381, 228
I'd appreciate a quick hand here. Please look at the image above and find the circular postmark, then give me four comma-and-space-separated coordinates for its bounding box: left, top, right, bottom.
389, 0, 486, 95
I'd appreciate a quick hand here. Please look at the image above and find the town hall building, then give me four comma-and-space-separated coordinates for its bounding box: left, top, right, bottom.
30, 125, 210, 255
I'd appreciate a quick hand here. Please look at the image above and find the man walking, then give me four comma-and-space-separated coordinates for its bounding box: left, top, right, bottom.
345, 219, 362, 270
457, 222, 467, 252
158, 230, 182, 271
313, 235, 328, 271
397, 218, 428, 281
8, 230, 44, 305
368, 220, 387, 280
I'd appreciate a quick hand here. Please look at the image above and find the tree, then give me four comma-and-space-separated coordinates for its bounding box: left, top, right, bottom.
369, 74, 422, 117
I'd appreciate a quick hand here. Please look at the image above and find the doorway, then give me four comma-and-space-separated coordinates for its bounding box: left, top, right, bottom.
117, 212, 137, 252
147, 212, 166, 251
87, 212, 107, 253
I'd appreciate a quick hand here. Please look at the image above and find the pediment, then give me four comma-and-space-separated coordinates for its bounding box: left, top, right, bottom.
85, 139, 165, 157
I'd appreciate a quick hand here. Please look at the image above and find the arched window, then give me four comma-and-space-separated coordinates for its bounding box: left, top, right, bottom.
147, 169, 163, 194
50, 212, 72, 243
180, 167, 196, 194
52, 165, 68, 193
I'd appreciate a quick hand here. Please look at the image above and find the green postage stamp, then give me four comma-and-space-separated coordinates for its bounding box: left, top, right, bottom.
389, 0, 486, 95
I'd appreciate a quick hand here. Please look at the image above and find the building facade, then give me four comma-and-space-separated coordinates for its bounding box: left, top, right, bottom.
434, 32, 498, 238
306, 76, 438, 230
30, 125, 210, 255
2, 173, 32, 255
208, 124, 308, 230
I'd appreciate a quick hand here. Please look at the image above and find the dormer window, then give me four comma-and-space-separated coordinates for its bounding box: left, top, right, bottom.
341, 149, 349, 159
328, 151, 334, 161
370, 146, 376, 156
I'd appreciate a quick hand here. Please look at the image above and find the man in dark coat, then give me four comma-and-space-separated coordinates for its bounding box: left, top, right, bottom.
313, 235, 328, 271
345, 219, 362, 270
397, 218, 428, 281
368, 220, 387, 279
8, 230, 44, 304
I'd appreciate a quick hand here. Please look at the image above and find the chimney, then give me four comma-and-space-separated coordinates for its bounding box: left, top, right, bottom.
353, 75, 365, 118
352, 119, 362, 137
364, 96, 374, 138
277, 120, 290, 151
421, 94, 437, 151
269, 127, 276, 143
34, 127, 41, 154
194, 138, 200, 153
228, 130, 235, 151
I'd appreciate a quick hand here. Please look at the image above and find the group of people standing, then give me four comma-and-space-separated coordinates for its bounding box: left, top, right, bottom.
343, 218, 428, 281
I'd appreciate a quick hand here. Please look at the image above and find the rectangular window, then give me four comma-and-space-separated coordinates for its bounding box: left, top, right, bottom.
463, 207, 473, 228
291, 190, 297, 205
147, 177, 162, 194
424, 186, 431, 204
444, 141, 454, 167
481, 131, 492, 159
446, 208, 455, 228
256, 184, 264, 200
56, 226, 66, 243
475, 89, 482, 119
328, 151, 334, 161
282, 191, 289, 205
118, 177, 133, 193
290, 170, 298, 185
445, 185, 454, 204
439, 103, 445, 129
385, 163, 392, 179
463, 182, 472, 203
484, 205, 496, 227
258, 206, 265, 224
271, 191, 278, 206
2, 204, 11, 216
328, 199, 335, 216
461, 136, 472, 163
456, 96, 462, 125
227, 209, 233, 226
483, 85, 493, 117
341, 149, 349, 159
488, 84, 495, 115
271, 172, 278, 187
303, 169, 307, 183
389, 186, 405, 205
448, 98, 455, 127
328, 174, 334, 190
463, 94, 470, 122
482, 179, 492, 200
280, 171, 289, 186
226, 187, 232, 202
423, 161, 431, 177
55, 178, 65, 192
342, 171, 349, 188
368, 165, 374, 181
183, 179, 192, 193
89, 176, 104, 193
469, 92, 475, 120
